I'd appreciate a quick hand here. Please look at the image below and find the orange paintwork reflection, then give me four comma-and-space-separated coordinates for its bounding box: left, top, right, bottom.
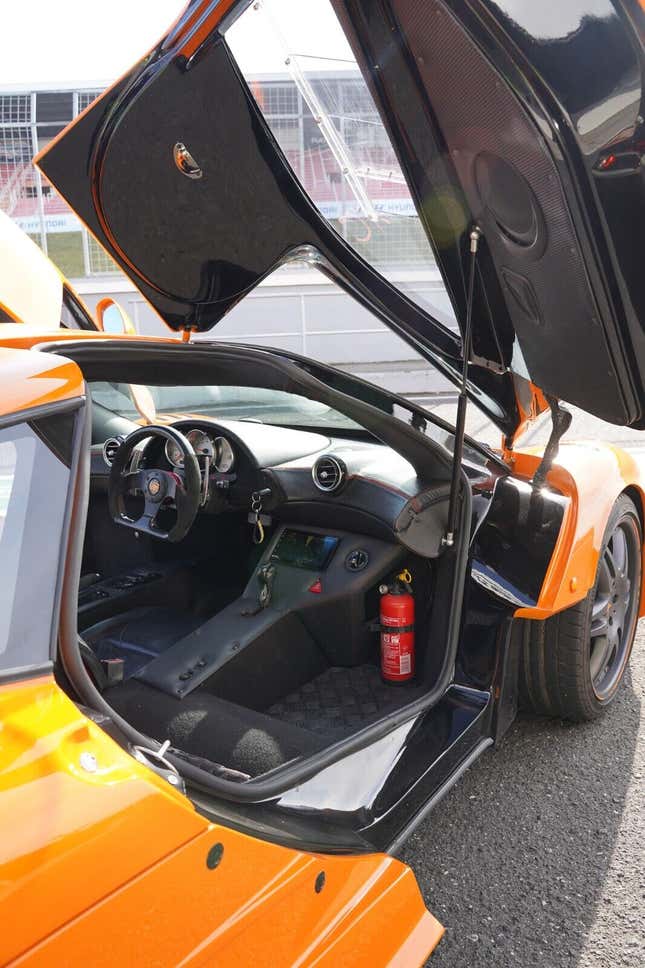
0, 677, 205, 965
14, 831, 442, 966
503, 378, 550, 456
0, 328, 177, 351
172, 0, 239, 59
1, 679, 442, 966
0, 348, 84, 417
0, 300, 21, 322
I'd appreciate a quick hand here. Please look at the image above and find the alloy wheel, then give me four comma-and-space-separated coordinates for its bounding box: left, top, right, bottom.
589, 515, 641, 700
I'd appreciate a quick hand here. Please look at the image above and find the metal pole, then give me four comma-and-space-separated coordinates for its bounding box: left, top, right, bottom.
30, 92, 48, 257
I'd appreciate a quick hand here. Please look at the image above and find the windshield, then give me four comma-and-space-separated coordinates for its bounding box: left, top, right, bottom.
89, 381, 362, 431
89, 380, 497, 471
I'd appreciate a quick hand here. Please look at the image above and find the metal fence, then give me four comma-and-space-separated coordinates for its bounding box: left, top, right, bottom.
0, 87, 111, 278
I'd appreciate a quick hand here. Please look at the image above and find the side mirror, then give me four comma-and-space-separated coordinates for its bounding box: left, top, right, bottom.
95, 297, 135, 335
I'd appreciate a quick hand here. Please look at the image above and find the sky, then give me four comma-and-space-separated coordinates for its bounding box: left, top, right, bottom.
1, 1, 184, 85
0, 0, 353, 87
0, 0, 623, 88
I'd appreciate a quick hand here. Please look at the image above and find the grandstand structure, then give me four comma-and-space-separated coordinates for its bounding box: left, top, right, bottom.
0, 77, 432, 277
0, 86, 112, 276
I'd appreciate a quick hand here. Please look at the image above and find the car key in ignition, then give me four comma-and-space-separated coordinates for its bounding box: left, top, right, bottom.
248, 487, 272, 544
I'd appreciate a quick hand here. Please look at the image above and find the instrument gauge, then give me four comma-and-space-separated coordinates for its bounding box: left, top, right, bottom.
214, 436, 235, 473
186, 429, 215, 459
165, 437, 184, 468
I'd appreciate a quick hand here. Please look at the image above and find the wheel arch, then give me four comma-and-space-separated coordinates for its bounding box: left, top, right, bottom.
622, 482, 645, 618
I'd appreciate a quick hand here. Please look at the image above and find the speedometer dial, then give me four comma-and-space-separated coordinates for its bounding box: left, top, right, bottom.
214, 436, 235, 473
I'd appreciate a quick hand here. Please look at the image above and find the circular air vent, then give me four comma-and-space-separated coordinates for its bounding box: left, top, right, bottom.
102, 437, 122, 467
312, 455, 346, 493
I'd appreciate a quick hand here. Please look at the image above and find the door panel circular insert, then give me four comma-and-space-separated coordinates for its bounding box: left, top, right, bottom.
474, 152, 545, 254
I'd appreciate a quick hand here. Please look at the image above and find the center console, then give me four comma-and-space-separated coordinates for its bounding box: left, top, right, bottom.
133, 524, 404, 702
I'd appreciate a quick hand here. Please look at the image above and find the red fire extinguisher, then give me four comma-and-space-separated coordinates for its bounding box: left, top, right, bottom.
379, 569, 415, 683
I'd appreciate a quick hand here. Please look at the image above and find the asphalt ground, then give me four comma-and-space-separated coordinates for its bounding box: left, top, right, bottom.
402, 621, 643, 967
401, 414, 645, 967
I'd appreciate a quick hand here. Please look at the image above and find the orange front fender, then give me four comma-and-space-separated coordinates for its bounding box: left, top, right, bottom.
1, 678, 443, 966
511, 442, 645, 620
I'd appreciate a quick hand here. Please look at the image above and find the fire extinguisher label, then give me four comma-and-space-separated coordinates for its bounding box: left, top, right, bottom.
400, 654, 411, 675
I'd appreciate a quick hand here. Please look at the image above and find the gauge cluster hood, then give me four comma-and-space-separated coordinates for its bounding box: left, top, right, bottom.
36, 0, 645, 435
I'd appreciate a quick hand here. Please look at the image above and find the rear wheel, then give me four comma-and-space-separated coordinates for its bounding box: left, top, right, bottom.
520, 494, 642, 721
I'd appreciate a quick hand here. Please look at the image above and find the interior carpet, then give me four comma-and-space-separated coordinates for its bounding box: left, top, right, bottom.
267, 664, 426, 738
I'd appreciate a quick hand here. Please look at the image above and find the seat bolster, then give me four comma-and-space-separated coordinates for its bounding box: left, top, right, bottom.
83, 606, 203, 677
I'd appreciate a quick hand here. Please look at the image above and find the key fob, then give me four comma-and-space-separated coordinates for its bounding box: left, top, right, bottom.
247, 512, 272, 526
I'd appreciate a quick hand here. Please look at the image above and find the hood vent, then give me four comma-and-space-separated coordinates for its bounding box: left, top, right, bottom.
103, 437, 122, 467
312, 455, 346, 493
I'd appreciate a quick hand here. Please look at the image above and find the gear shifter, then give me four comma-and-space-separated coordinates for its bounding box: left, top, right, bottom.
258, 563, 276, 609
242, 563, 276, 617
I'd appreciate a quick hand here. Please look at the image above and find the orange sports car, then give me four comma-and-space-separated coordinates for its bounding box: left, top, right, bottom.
0, 208, 135, 336
1, 0, 644, 964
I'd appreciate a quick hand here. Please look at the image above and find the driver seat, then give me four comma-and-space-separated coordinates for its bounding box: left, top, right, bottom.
83, 606, 203, 680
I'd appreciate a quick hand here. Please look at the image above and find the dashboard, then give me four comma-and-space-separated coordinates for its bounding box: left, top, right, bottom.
91, 416, 497, 557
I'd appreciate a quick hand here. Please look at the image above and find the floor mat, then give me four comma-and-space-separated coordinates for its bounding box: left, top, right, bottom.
267, 664, 426, 738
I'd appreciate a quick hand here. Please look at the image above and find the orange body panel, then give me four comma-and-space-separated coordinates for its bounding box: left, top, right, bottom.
0, 210, 63, 330
511, 443, 645, 620
0, 347, 84, 417
0, 328, 176, 351
504, 379, 550, 454
0, 300, 21, 323
0, 678, 442, 966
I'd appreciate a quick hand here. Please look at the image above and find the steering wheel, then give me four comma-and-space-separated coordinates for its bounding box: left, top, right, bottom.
108, 426, 201, 542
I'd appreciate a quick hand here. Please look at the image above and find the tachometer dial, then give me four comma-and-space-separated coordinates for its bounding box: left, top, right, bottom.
165, 437, 184, 468
214, 436, 235, 473
186, 429, 215, 459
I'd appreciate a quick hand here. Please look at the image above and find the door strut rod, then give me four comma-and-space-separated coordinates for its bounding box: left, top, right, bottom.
443, 224, 481, 549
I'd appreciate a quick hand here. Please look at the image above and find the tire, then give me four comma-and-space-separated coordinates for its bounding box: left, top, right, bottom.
519, 494, 642, 721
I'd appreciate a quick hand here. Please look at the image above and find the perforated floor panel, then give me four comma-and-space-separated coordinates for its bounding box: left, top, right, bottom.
267, 664, 426, 738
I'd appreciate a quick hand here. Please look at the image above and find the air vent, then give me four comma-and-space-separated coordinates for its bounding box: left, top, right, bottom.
102, 437, 122, 467
312, 455, 346, 493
